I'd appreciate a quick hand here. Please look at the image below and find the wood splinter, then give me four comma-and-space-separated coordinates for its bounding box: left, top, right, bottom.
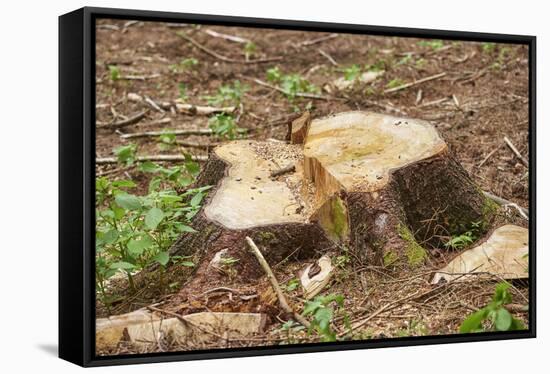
270, 164, 296, 178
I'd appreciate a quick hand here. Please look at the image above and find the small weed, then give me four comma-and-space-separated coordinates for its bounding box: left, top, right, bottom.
286, 278, 300, 292
169, 58, 199, 73
178, 83, 188, 102
114, 143, 137, 166
108, 65, 120, 81
417, 39, 444, 50
444, 221, 482, 250
157, 131, 177, 151
265, 67, 319, 101
205, 80, 248, 106
460, 282, 525, 333
481, 42, 496, 53
386, 78, 405, 89
208, 113, 246, 140
302, 294, 347, 342
243, 41, 257, 60
343, 64, 361, 81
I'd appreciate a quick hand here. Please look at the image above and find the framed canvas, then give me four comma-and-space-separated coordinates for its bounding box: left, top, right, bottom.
59, 6, 536, 367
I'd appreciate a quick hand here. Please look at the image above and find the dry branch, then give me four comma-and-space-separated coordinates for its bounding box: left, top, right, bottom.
300, 33, 338, 46
384, 72, 447, 94
96, 110, 149, 129
204, 29, 250, 44
504, 136, 528, 167
245, 236, 311, 328
318, 49, 338, 66
483, 191, 529, 218
177, 33, 282, 64
173, 102, 236, 115
270, 164, 296, 178
96, 154, 208, 164
120, 128, 213, 139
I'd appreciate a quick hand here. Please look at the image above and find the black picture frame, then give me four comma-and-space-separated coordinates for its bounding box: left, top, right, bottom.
59, 6, 536, 367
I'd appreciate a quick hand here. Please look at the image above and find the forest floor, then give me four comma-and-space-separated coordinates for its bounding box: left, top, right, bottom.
95, 19, 530, 355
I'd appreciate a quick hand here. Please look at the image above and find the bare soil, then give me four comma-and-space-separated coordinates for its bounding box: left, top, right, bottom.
95, 19, 530, 355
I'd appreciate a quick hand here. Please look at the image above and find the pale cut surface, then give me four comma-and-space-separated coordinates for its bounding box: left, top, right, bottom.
432, 225, 528, 284
303, 112, 447, 195
97, 311, 266, 350
204, 141, 310, 229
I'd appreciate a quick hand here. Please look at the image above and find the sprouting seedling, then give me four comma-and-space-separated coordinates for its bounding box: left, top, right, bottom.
108, 65, 120, 81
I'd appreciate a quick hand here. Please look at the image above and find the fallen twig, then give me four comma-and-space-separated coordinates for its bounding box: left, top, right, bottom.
478, 145, 501, 167
176, 140, 220, 148
204, 29, 250, 44
96, 154, 208, 164
96, 110, 149, 129
172, 102, 236, 115
177, 33, 282, 64
144, 96, 165, 113
300, 33, 338, 46
270, 164, 296, 178
483, 190, 529, 217
245, 236, 310, 328
504, 136, 528, 167
318, 49, 338, 66
384, 72, 447, 94
120, 128, 213, 139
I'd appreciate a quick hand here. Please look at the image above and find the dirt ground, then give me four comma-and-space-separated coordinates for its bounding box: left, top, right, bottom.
95, 19, 530, 355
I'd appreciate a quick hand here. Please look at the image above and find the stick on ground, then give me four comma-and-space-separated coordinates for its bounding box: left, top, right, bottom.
504, 136, 528, 167
245, 236, 310, 328
384, 72, 447, 94
96, 154, 208, 164
120, 128, 213, 139
97, 110, 149, 129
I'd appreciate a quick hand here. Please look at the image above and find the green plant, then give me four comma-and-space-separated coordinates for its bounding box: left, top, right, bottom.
243, 41, 257, 60
108, 65, 120, 81
365, 60, 386, 72
266, 67, 319, 101
444, 221, 482, 250
386, 78, 405, 89
170, 58, 199, 73
95, 162, 209, 306
482, 42, 496, 53
178, 83, 188, 102
396, 319, 428, 337
156, 131, 177, 151
279, 320, 306, 344
114, 143, 137, 165
343, 64, 361, 81
208, 113, 246, 140
302, 294, 346, 342
286, 278, 300, 292
417, 39, 444, 50
205, 80, 248, 106
459, 282, 525, 333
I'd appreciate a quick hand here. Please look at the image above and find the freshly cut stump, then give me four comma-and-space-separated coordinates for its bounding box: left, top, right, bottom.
302, 112, 496, 265
166, 111, 496, 288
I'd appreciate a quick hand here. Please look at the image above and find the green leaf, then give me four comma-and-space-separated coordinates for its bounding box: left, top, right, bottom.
140, 161, 161, 173
315, 307, 333, 331
495, 308, 513, 331
115, 193, 141, 210
510, 318, 526, 330
302, 300, 322, 316
102, 229, 119, 245
145, 207, 164, 230
127, 236, 153, 256
459, 309, 488, 333
180, 261, 195, 267
111, 180, 136, 188
185, 161, 200, 176
110, 261, 136, 270
154, 251, 170, 266
178, 224, 197, 233
190, 192, 204, 207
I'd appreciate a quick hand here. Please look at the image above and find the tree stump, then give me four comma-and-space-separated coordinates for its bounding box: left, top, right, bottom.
169, 111, 497, 291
